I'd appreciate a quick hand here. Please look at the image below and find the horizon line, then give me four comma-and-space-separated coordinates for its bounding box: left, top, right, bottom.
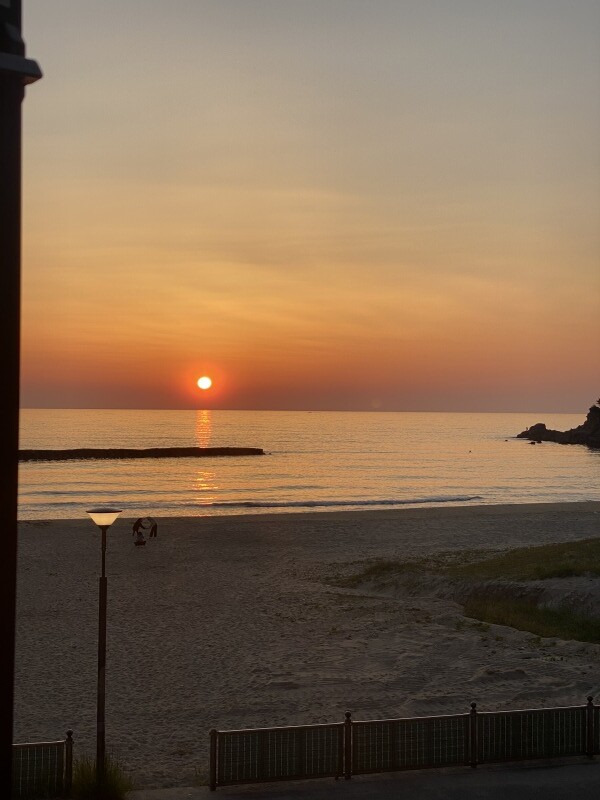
20, 406, 587, 415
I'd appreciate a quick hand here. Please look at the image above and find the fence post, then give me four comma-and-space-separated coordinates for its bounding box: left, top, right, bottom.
209, 729, 217, 791
469, 703, 478, 768
295, 725, 306, 779
586, 697, 594, 759
64, 730, 73, 797
344, 712, 352, 780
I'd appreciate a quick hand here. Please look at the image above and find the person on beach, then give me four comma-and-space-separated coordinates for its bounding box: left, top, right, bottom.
134, 530, 146, 546
132, 518, 147, 547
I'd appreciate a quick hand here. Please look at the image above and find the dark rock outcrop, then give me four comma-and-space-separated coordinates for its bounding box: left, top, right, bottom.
516, 403, 600, 449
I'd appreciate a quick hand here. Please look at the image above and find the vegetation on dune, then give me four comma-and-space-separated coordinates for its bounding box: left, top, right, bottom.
463, 597, 600, 644
71, 754, 133, 800
446, 537, 600, 581
334, 537, 600, 644
338, 538, 600, 586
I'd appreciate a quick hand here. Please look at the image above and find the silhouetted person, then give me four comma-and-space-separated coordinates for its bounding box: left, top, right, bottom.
132, 518, 147, 546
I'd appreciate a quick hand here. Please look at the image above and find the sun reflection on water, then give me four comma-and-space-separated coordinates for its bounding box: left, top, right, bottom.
194, 411, 218, 504
195, 409, 212, 448
192, 469, 219, 505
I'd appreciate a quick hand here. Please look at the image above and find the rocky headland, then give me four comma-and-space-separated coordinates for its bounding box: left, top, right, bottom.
516, 402, 600, 448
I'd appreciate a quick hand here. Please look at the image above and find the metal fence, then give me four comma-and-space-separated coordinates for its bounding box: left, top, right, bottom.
477, 706, 587, 763
12, 731, 73, 799
209, 697, 597, 790
209, 722, 343, 789
351, 712, 469, 776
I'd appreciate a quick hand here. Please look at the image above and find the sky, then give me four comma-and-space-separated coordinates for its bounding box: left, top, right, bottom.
20, 0, 600, 412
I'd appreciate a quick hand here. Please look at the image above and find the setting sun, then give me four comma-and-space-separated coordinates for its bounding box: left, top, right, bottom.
197, 376, 212, 391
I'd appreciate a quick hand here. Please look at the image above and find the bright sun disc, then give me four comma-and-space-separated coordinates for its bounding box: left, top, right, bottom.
197, 376, 212, 390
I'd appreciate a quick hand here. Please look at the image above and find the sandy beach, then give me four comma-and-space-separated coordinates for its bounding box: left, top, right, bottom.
14, 502, 600, 789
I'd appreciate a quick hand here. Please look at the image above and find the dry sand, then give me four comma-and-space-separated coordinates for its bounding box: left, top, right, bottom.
14, 502, 600, 789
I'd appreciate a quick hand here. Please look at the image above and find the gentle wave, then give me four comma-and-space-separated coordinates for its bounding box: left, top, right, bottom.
205, 495, 482, 509
25, 488, 189, 498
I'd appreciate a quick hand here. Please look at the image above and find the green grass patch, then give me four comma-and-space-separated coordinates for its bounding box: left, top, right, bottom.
71, 754, 133, 800
463, 597, 600, 644
447, 537, 600, 581
335, 538, 600, 588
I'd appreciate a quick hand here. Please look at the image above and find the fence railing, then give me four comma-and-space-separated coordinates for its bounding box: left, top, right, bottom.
351, 711, 470, 776
209, 722, 343, 788
12, 731, 73, 799
209, 697, 597, 790
476, 706, 587, 763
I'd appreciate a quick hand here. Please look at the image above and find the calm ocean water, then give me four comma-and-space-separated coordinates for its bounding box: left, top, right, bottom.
18, 409, 599, 520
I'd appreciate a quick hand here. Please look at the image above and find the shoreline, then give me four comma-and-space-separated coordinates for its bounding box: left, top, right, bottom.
18, 499, 600, 526
15, 501, 600, 789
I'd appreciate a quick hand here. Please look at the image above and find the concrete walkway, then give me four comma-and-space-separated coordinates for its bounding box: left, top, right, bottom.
129, 760, 599, 799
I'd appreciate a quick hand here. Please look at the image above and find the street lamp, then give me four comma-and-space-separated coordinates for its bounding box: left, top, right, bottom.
86, 507, 122, 782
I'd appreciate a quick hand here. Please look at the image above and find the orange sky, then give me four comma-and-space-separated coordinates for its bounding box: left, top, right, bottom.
20, 1, 600, 411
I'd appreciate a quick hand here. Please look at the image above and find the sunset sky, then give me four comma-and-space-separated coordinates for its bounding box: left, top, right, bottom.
21, 1, 599, 412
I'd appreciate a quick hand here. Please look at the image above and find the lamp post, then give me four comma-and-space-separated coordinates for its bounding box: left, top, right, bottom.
86, 507, 122, 781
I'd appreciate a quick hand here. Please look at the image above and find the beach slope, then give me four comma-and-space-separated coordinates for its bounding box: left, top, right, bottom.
14, 502, 600, 788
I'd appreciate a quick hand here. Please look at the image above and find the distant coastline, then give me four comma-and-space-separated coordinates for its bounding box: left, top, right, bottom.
19, 446, 265, 462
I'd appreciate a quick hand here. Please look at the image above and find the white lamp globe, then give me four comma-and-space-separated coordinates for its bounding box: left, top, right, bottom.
86, 508, 122, 528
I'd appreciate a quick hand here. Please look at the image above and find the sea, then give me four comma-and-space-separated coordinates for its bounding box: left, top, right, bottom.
18, 409, 600, 520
